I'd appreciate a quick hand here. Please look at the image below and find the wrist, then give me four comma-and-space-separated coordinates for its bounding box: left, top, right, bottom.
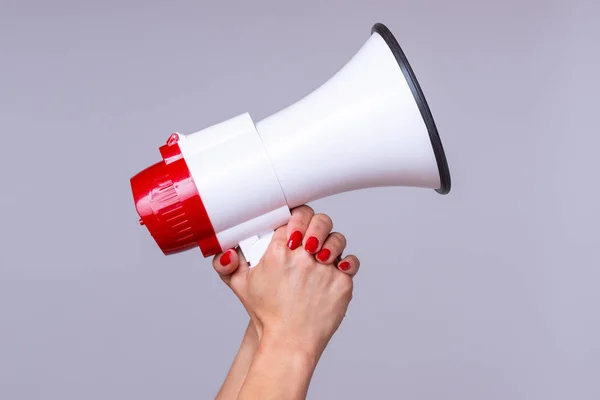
258, 329, 322, 368
237, 332, 320, 399
242, 320, 260, 347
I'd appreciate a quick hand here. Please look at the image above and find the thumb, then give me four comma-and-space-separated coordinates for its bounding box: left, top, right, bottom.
211, 247, 250, 286
212, 248, 239, 286
231, 246, 250, 272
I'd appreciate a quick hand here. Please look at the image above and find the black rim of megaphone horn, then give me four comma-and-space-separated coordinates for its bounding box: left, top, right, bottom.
372, 23, 451, 195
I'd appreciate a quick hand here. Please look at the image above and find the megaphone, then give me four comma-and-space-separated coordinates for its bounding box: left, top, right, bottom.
130, 22, 451, 267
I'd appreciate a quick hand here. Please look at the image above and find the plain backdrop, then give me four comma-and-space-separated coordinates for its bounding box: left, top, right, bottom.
1, 1, 599, 399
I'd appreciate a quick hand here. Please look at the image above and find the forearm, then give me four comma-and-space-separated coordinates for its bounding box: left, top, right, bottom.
215, 321, 259, 400
237, 335, 320, 400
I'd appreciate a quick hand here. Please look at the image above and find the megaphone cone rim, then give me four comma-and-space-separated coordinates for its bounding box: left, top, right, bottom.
372, 23, 451, 195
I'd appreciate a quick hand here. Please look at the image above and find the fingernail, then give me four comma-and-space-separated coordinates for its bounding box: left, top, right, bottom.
220, 250, 233, 266
287, 230, 303, 250
339, 261, 350, 271
317, 248, 331, 262
305, 236, 319, 253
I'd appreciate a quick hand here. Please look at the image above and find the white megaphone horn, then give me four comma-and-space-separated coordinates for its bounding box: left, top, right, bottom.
130, 22, 451, 266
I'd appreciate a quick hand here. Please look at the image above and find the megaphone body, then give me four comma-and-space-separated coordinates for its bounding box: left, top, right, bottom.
130, 23, 451, 266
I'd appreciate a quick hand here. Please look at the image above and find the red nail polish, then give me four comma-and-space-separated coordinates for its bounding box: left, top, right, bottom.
339, 261, 350, 271
317, 248, 331, 262
220, 250, 232, 266
305, 236, 319, 253
287, 230, 303, 250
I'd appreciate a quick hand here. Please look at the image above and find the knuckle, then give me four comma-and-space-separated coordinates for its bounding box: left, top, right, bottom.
336, 273, 353, 291
295, 205, 314, 217
303, 205, 315, 214
330, 232, 347, 247
290, 206, 314, 230
296, 251, 318, 271
313, 213, 333, 229
299, 249, 316, 264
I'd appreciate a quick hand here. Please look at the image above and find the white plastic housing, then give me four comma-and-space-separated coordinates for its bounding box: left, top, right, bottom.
177, 113, 291, 266
175, 29, 442, 266
255, 30, 440, 207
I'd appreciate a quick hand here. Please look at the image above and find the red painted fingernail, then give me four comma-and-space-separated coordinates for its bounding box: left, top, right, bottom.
305, 236, 319, 253
339, 261, 350, 271
220, 250, 233, 266
287, 230, 303, 250
317, 248, 331, 262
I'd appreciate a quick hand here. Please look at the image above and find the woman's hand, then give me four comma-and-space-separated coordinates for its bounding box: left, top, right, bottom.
212, 206, 359, 347
244, 206, 359, 356
212, 206, 360, 399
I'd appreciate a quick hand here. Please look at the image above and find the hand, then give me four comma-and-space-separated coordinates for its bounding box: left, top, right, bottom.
212, 206, 360, 351
245, 208, 360, 358
212, 206, 360, 400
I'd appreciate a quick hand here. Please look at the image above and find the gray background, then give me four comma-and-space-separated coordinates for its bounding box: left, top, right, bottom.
1, 0, 599, 399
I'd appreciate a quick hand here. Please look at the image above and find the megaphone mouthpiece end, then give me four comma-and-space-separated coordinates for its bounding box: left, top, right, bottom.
372, 22, 451, 195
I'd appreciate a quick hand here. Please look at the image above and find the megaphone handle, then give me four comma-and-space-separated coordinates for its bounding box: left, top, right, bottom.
238, 230, 276, 268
